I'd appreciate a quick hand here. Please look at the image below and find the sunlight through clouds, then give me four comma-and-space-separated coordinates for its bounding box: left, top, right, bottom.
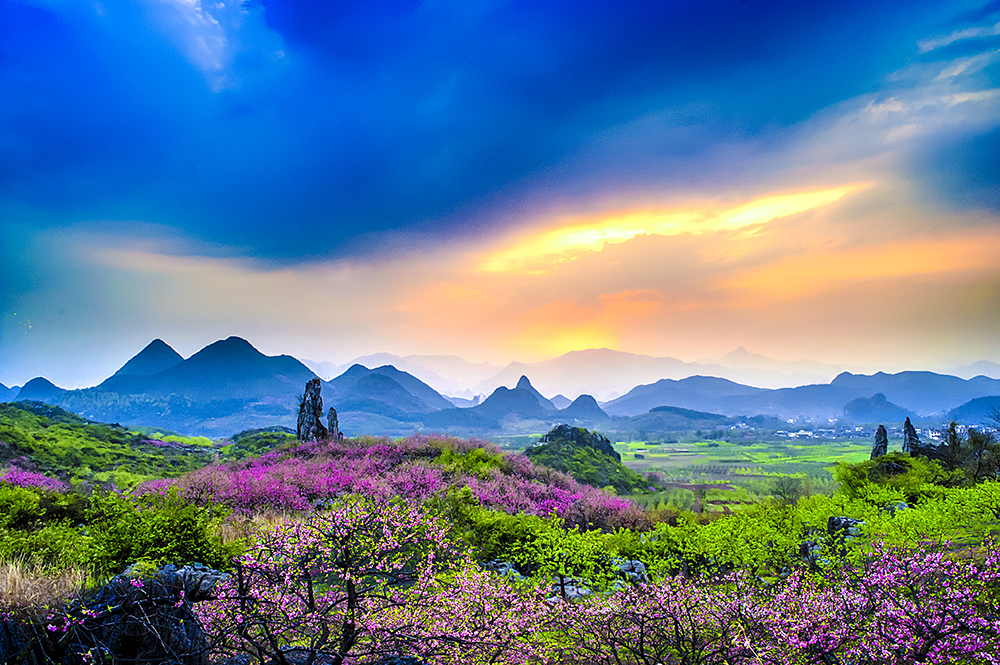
479, 185, 870, 273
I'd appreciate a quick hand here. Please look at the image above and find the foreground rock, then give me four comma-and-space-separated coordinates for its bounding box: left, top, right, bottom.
1, 564, 226, 665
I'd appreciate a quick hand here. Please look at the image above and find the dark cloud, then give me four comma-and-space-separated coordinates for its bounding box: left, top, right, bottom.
0, 0, 984, 262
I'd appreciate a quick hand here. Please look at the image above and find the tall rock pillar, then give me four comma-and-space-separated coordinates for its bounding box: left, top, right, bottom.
902, 417, 919, 455
297, 378, 328, 442
871, 424, 888, 459
327, 407, 341, 441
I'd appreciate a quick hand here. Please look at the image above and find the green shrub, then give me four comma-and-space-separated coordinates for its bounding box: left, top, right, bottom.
0, 522, 92, 569
833, 453, 956, 504
438, 445, 507, 477
0, 485, 45, 530
86, 488, 239, 574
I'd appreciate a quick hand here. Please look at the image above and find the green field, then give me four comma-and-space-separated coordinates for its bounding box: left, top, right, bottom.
616, 437, 873, 480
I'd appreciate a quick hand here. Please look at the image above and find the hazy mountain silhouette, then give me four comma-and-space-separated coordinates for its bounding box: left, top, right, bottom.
947, 360, 1000, 380
476, 347, 843, 399
829, 371, 1000, 416
419, 376, 566, 434
947, 396, 1000, 427
558, 394, 609, 423
608, 405, 786, 436
9, 337, 1000, 437
112, 339, 184, 377
515, 375, 558, 411
326, 364, 454, 412
0, 383, 20, 402
93, 336, 316, 401
11, 338, 316, 435
13, 377, 66, 403
474, 382, 552, 421
606, 371, 1000, 420
842, 393, 913, 424
550, 394, 572, 409
605, 376, 767, 416
308, 353, 503, 396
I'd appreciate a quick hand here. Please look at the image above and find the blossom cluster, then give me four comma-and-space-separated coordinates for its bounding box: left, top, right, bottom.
562, 537, 1000, 665
0, 465, 68, 492
140, 434, 640, 523
193, 499, 1000, 665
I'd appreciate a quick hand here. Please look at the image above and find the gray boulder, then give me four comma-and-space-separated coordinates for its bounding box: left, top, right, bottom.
613, 558, 649, 583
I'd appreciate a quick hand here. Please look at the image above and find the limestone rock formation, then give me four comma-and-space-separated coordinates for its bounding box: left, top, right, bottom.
902, 417, 920, 455
327, 406, 341, 440
1, 564, 228, 665
125, 562, 229, 602
901, 416, 947, 461
613, 558, 649, 584
297, 378, 328, 442
871, 424, 888, 459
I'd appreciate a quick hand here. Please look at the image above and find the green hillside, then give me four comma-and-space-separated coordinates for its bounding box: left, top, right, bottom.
0, 401, 214, 487
526, 425, 647, 493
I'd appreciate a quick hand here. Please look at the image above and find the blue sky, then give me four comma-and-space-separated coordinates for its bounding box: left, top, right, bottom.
2, 0, 999, 388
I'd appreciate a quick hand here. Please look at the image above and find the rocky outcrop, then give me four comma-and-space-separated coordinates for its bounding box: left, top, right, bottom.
1, 564, 228, 665
613, 558, 649, 584
327, 406, 341, 440
902, 417, 919, 455
536, 424, 619, 461
297, 378, 328, 442
871, 424, 888, 459
902, 416, 946, 461
827, 516, 864, 538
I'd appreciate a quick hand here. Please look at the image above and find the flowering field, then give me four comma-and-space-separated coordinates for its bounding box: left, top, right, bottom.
2, 427, 999, 664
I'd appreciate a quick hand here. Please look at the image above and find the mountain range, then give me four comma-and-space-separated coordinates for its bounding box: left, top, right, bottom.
4, 337, 1000, 437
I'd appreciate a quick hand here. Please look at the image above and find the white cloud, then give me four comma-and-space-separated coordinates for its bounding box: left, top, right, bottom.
145, 0, 287, 90
918, 20, 1000, 53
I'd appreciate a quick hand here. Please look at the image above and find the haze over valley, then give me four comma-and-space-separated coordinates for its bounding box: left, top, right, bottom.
5, 336, 999, 440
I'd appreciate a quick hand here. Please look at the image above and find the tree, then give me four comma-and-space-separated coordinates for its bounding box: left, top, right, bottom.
771, 476, 803, 506
199, 496, 460, 665
965, 428, 1000, 482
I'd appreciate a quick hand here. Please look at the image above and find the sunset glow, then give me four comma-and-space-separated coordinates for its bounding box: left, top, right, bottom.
2, 0, 998, 389
479, 185, 868, 273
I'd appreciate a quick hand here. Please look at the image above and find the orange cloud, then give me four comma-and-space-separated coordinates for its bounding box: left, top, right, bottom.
722, 230, 1000, 301
479, 184, 870, 273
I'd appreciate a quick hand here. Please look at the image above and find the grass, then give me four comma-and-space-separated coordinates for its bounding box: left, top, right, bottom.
0, 560, 88, 617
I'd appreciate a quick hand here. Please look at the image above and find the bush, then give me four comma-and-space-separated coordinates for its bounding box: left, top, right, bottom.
86, 488, 238, 574
0, 521, 92, 569
833, 453, 957, 504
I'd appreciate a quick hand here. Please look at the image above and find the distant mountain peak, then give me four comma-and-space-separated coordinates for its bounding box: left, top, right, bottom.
217, 336, 256, 350
514, 375, 558, 411
191, 336, 265, 361
13, 377, 65, 402
113, 339, 184, 377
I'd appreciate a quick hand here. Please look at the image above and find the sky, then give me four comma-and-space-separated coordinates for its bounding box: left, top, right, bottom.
2, 0, 999, 390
